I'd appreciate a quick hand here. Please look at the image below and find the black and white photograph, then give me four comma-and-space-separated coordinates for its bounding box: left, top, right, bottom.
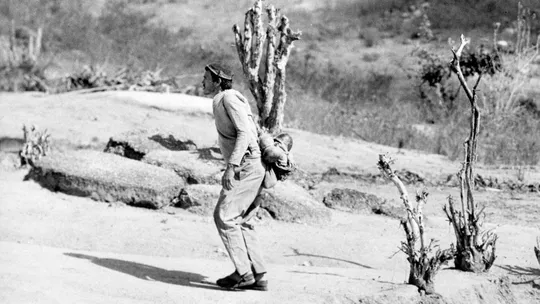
0, 0, 539, 303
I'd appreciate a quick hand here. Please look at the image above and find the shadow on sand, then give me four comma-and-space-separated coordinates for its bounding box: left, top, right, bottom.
285, 248, 374, 269
497, 264, 540, 289
497, 264, 540, 276
64, 253, 236, 291
148, 134, 197, 151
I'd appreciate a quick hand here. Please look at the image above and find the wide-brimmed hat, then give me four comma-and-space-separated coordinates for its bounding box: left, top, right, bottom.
205, 63, 233, 80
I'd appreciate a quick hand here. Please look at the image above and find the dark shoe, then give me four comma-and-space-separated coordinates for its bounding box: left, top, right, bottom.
216, 271, 255, 289
238, 272, 268, 291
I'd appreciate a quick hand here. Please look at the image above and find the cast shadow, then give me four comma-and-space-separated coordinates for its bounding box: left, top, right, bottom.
497, 264, 540, 276
288, 269, 398, 285
149, 134, 197, 151
64, 253, 230, 291
497, 264, 540, 289
285, 248, 374, 269
197, 147, 224, 161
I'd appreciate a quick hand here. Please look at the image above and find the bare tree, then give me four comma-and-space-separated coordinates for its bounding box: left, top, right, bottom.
443, 35, 498, 272
378, 155, 453, 294
232, 0, 301, 134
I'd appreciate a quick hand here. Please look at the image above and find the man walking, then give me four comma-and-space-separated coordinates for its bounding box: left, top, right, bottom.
202, 63, 268, 291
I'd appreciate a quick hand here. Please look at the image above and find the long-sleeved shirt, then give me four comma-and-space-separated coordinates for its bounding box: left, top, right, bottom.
212, 89, 260, 166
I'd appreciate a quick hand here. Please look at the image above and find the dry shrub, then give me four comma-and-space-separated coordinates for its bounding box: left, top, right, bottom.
288, 57, 395, 106
481, 112, 540, 166
362, 52, 381, 62
359, 27, 381, 47
0, 0, 240, 92
21, 125, 51, 165
428, 0, 540, 32
0, 0, 214, 76
475, 5, 540, 166
378, 156, 453, 294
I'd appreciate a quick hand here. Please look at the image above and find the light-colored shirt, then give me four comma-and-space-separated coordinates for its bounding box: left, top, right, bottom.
212, 89, 260, 166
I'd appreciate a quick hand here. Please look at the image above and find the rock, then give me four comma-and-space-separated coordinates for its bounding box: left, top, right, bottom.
174, 184, 221, 216
395, 169, 425, 184
289, 169, 320, 190
0, 137, 24, 153
444, 173, 459, 187
143, 150, 223, 184
176, 181, 331, 225
323, 188, 402, 218
26, 150, 184, 209
258, 181, 332, 225
321, 167, 380, 184
104, 129, 197, 160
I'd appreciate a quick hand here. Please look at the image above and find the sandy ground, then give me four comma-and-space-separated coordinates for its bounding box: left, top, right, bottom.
0, 91, 539, 303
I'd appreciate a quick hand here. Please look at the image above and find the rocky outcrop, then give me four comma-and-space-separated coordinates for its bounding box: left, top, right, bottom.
26, 150, 184, 209
176, 181, 331, 225
104, 129, 197, 160
143, 150, 223, 184
323, 188, 402, 218
257, 181, 332, 225
0, 137, 24, 153
173, 184, 221, 216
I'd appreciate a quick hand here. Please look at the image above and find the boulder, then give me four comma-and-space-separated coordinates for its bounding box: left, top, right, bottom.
104, 129, 197, 160
26, 150, 184, 209
143, 150, 223, 184
176, 181, 331, 225
258, 181, 332, 225
0, 137, 24, 153
323, 188, 402, 218
174, 184, 221, 216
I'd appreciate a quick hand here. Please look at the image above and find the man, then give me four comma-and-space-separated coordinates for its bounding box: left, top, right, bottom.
202, 63, 268, 291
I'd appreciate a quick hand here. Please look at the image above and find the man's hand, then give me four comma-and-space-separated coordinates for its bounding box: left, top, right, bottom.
222, 164, 236, 190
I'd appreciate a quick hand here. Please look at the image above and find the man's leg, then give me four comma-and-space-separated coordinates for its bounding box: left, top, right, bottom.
214, 189, 252, 276
240, 194, 266, 275
241, 222, 267, 273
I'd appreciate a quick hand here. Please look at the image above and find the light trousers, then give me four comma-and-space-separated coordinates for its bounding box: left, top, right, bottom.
213, 155, 266, 275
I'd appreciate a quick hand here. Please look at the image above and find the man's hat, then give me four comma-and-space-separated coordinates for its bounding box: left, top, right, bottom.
205, 63, 233, 80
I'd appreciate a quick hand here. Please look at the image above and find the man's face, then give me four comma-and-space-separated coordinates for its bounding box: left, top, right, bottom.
202, 70, 218, 95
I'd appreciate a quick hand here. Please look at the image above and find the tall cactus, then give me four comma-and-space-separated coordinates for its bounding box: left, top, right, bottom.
232, 0, 301, 134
